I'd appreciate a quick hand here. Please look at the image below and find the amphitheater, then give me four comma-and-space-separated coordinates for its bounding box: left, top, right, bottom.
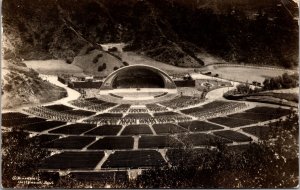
2, 64, 294, 182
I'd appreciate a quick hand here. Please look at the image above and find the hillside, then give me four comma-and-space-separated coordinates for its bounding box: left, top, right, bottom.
1, 59, 67, 109
2, 0, 298, 68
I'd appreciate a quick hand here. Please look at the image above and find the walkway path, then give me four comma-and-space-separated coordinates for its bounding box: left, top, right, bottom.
39, 74, 81, 107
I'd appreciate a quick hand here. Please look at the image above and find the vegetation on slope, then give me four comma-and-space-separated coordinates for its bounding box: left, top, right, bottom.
2, 0, 298, 68
1, 59, 67, 109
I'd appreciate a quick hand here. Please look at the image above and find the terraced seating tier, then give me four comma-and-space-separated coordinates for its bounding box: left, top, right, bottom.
166, 148, 210, 165
45, 104, 74, 111
39, 152, 105, 170
153, 111, 180, 116
242, 126, 270, 140
102, 150, 166, 169
121, 124, 153, 135
139, 136, 182, 148
125, 113, 152, 118
2, 117, 47, 127
22, 121, 66, 132
152, 123, 187, 134
109, 104, 131, 113
84, 125, 123, 136
31, 134, 60, 145
87, 137, 134, 150
160, 96, 204, 109
178, 121, 223, 131
49, 123, 97, 135
181, 133, 233, 146
63, 110, 96, 116
208, 117, 260, 128
45, 136, 96, 149
128, 108, 149, 113
180, 101, 247, 119
146, 104, 168, 112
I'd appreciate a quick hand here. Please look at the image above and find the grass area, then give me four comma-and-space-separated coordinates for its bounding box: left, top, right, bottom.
24, 60, 84, 75
201, 64, 296, 83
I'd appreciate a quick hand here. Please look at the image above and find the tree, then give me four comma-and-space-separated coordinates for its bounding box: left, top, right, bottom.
2, 130, 50, 187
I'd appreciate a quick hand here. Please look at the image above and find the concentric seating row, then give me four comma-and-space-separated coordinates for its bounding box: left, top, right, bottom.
160, 96, 204, 109
181, 101, 247, 119
24, 106, 96, 122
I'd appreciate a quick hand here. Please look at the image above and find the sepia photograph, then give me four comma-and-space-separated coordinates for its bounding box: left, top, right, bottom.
1, 0, 299, 188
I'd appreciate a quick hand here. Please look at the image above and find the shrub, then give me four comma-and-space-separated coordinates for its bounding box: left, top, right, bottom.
108, 47, 118, 52
123, 61, 129, 66
93, 54, 103, 63
66, 57, 73, 64
113, 66, 119, 71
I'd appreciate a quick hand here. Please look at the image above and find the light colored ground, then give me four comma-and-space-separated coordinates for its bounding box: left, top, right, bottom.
264, 87, 299, 94
201, 64, 297, 83
100, 43, 125, 52
39, 74, 81, 107
24, 60, 84, 75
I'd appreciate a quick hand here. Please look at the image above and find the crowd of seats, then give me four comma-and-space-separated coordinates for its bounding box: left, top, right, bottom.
242, 125, 270, 140
208, 106, 290, 128
138, 136, 182, 149
120, 113, 155, 125
24, 106, 93, 122
160, 96, 204, 109
87, 137, 134, 150
85, 113, 123, 125
2, 116, 46, 127
146, 104, 168, 112
209, 116, 261, 128
153, 112, 192, 123
84, 125, 122, 136
22, 121, 66, 132
39, 151, 105, 170
110, 104, 131, 113
45, 104, 74, 111
152, 123, 187, 134
49, 123, 97, 135
70, 98, 117, 112
121, 124, 153, 135
181, 101, 247, 119
45, 136, 96, 149
178, 120, 223, 132
128, 108, 149, 113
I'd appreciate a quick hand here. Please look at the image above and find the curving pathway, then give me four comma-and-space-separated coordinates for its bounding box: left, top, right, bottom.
39, 74, 81, 108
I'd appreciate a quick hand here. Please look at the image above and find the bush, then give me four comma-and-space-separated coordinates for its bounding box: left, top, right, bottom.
2, 130, 50, 187
123, 61, 129, 66
66, 57, 73, 64
263, 73, 299, 90
108, 47, 118, 52
93, 54, 103, 63
97, 63, 107, 72
113, 66, 119, 71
